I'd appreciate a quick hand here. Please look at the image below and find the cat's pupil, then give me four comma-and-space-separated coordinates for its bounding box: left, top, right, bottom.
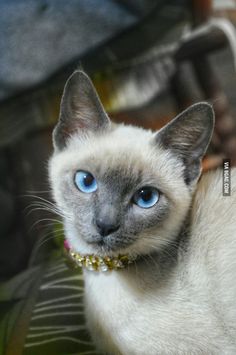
140, 189, 152, 202
84, 173, 94, 186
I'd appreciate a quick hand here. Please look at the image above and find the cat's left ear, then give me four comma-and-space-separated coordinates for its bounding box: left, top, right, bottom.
155, 102, 214, 184
53, 71, 110, 150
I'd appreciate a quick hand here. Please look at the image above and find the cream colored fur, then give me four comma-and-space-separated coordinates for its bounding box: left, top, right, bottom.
84, 169, 236, 355
49, 122, 236, 354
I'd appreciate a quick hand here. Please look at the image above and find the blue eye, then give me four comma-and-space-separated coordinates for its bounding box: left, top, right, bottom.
74, 171, 97, 193
133, 187, 159, 208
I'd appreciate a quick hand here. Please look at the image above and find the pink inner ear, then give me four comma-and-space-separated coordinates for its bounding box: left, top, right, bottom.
64, 239, 71, 250
64, 119, 89, 137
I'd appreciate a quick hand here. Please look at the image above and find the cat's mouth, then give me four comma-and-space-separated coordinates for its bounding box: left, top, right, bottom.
64, 240, 137, 272
81, 230, 136, 255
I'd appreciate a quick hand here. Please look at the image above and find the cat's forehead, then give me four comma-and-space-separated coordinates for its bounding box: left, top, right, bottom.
70, 124, 154, 152
68, 124, 156, 170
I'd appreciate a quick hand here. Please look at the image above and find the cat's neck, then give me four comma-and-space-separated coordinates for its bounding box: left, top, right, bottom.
132, 221, 188, 273
86, 214, 191, 291
139, 212, 189, 266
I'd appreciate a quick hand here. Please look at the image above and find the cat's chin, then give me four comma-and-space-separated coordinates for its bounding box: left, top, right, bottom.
80, 242, 134, 258
66, 228, 137, 257
65, 235, 136, 259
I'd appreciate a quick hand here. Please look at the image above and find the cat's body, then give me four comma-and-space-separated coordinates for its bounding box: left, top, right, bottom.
84, 169, 236, 355
49, 71, 236, 354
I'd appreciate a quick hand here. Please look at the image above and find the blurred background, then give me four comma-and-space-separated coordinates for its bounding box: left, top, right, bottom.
1, 1, 236, 354
1, 0, 236, 306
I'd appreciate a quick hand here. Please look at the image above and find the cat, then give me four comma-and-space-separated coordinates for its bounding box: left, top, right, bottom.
49, 70, 236, 355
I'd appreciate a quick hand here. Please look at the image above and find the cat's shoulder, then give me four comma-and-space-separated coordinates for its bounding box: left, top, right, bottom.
191, 167, 236, 234
195, 167, 235, 203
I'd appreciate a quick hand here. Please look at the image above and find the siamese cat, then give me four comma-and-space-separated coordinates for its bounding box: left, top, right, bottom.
49, 71, 236, 354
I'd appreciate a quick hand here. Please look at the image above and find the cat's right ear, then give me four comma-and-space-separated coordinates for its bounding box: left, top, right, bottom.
154, 102, 214, 185
53, 71, 110, 150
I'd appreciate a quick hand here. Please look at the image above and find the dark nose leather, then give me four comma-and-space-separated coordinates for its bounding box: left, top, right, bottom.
96, 218, 120, 237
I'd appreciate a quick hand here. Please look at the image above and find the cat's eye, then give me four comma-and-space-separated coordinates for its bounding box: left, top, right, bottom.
74, 171, 97, 193
133, 187, 159, 208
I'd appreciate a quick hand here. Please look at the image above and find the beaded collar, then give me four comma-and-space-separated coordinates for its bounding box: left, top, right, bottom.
64, 240, 137, 272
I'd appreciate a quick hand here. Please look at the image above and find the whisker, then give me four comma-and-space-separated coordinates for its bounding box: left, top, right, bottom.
25, 198, 73, 221
22, 194, 55, 206
26, 205, 65, 219
29, 218, 62, 233
25, 190, 51, 194
34, 234, 65, 253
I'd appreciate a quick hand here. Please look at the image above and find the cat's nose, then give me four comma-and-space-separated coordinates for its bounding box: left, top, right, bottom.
96, 218, 120, 237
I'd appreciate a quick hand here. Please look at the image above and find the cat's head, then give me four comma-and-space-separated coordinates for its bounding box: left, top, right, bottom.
49, 71, 214, 258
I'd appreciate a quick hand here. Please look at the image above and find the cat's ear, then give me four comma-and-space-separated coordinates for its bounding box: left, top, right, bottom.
53, 71, 110, 150
155, 102, 214, 184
